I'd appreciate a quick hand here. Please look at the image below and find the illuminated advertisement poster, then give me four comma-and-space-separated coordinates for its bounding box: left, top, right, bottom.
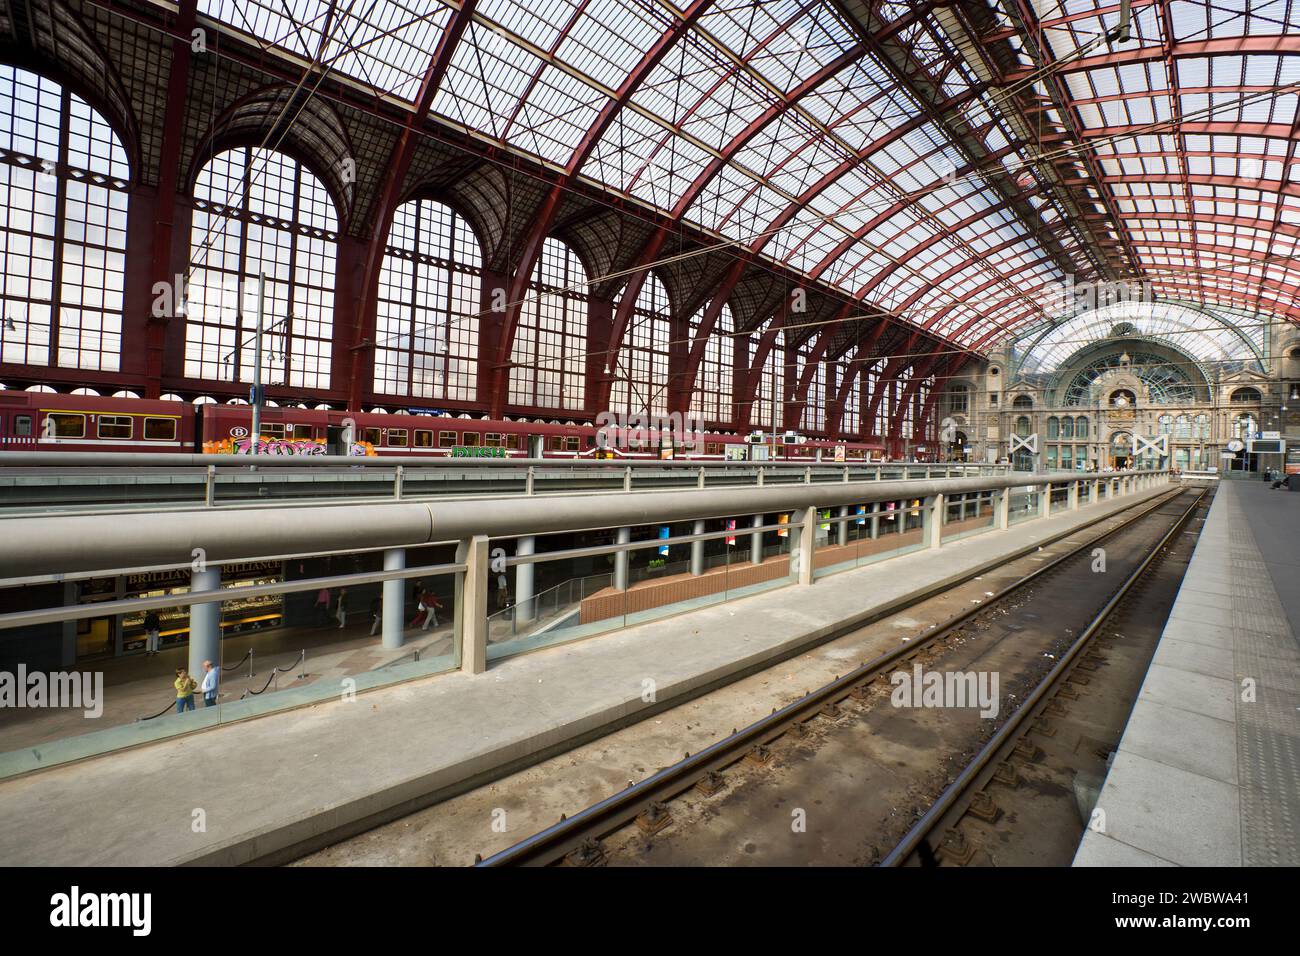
834, 445, 846, 463
819, 509, 831, 531
855, 504, 867, 526
725, 519, 736, 546
777, 513, 789, 538
658, 526, 670, 556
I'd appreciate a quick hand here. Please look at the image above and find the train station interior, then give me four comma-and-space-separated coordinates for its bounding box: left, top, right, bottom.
0, 0, 1295, 905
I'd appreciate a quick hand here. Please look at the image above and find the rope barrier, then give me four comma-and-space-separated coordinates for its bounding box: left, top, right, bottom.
138, 649, 303, 718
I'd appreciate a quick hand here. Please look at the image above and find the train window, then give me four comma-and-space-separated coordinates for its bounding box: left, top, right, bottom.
387, 429, 408, 447
505, 434, 520, 450
438, 431, 456, 448
462, 432, 480, 447
143, 418, 177, 441
97, 415, 133, 439
564, 436, 579, 452
705, 442, 723, 456
364, 427, 382, 446
291, 424, 314, 440
546, 435, 562, 451
484, 433, 502, 448
15, 415, 32, 437
48, 413, 86, 438
259, 423, 285, 440
414, 430, 433, 448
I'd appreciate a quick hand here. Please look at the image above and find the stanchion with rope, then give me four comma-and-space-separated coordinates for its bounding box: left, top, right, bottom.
240, 650, 307, 700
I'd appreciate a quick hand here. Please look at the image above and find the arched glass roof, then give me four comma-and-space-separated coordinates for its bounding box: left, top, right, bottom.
1011, 300, 1267, 376
191, 0, 1300, 352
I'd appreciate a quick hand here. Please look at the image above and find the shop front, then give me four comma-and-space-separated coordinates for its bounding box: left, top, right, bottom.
118, 561, 284, 654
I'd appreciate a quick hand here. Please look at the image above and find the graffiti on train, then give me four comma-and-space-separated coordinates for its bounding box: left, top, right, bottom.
202, 436, 377, 456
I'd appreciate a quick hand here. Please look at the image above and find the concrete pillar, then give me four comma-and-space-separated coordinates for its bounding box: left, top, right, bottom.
614, 526, 631, 590
750, 514, 764, 566
1068, 481, 1079, 510
792, 507, 816, 586
382, 548, 405, 649
997, 487, 1010, 530
515, 535, 535, 623
926, 494, 944, 549
837, 505, 849, 546
870, 503, 880, 539
1091, 479, 1100, 502
690, 519, 706, 576
188, 565, 221, 678
1039, 482, 1051, 518
455, 535, 489, 675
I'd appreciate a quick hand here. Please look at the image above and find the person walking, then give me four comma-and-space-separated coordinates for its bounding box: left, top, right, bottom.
336, 587, 348, 629
408, 584, 429, 630
143, 610, 162, 657
369, 596, 382, 636
200, 660, 220, 707
421, 591, 444, 631
174, 668, 197, 714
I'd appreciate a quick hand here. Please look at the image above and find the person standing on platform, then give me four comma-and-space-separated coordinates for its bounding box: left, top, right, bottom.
336, 587, 348, 629
315, 587, 331, 625
200, 660, 220, 707
369, 596, 382, 636
143, 610, 162, 657
174, 668, 197, 714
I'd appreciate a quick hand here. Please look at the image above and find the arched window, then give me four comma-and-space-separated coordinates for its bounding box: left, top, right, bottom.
374, 199, 480, 400
691, 301, 733, 425
1060, 416, 1074, 440
509, 237, 586, 410
1174, 415, 1191, 440
841, 363, 861, 436
1194, 414, 1209, 440
1076, 416, 1088, 439
186, 147, 338, 388
1015, 415, 1030, 438
0, 66, 129, 371
611, 272, 670, 418
751, 324, 785, 430
1230, 387, 1261, 404
799, 343, 826, 432
1047, 416, 1059, 439
1158, 414, 1173, 436
1012, 394, 1033, 409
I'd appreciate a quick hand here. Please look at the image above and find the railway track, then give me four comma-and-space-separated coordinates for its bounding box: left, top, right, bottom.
882, 485, 1211, 867
476, 485, 1207, 867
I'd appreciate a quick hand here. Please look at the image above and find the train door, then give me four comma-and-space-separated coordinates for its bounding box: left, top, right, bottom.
527, 434, 544, 458
326, 423, 352, 455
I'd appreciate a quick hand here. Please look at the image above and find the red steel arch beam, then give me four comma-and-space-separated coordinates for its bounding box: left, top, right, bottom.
735, 306, 792, 431
346, 0, 478, 411
1002, 35, 1300, 81
145, 0, 199, 398
823, 316, 892, 436
487, 0, 714, 417
863, 332, 920, 438
673, 80, 997, 415
601, 41, 870, 412
888, 349, 944, 442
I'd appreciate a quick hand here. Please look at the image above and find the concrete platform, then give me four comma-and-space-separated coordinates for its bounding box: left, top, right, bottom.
1074, 479, 1300, 867
0, 483, 1173, 866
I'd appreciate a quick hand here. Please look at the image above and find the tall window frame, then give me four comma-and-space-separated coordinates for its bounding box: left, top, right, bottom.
611, 272, 671, 418
690, 300, 734, 425
509, 236, 587, 410
374, 198, 480, 401
0, 66, 129, 372
185, 146, 339, 389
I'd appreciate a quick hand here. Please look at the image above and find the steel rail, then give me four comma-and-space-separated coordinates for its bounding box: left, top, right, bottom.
879, 486, 1210, 867
475, 485, 1188, 866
